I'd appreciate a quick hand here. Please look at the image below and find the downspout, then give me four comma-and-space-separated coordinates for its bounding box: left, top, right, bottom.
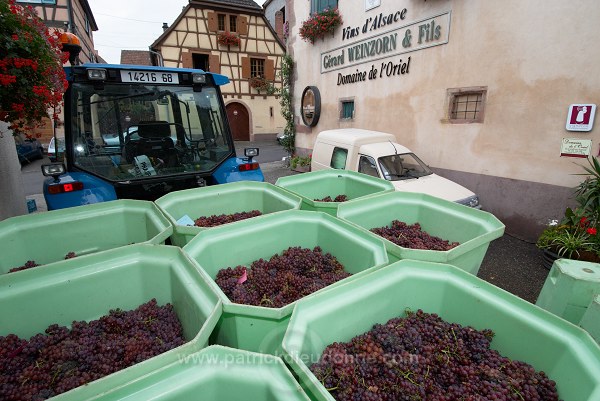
66, 0, 75, 32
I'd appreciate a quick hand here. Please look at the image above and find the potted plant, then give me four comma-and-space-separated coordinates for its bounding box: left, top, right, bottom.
248, 76, 277, 95
299, 8, 343, 44
0, 0, 68, 135
537, 157, 600, 268
290, 154, 311, 173
217, 31, 240, 47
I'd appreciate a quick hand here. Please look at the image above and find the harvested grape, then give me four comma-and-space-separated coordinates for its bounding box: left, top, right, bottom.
215, 246, 350, 308
7, 252, 76, 274
371, 220, 459, 250
310, 309, 561, 401
0, 299, 185, 401
315, 194, 348, 202
194, 210, 262, 227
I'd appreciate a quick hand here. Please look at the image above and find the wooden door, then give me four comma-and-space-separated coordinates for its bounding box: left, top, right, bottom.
226, 102, 249, 141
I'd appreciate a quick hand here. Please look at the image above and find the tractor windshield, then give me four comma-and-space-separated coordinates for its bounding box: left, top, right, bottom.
68, 82, 233, 180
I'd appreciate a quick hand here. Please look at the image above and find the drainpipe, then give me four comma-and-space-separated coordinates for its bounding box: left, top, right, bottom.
66, 0, 75, 33
148, 49, 164, 67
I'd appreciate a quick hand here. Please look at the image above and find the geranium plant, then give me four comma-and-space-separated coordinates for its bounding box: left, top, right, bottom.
0, 0, 68, 136
217, 31, 240, 47
290, 154, 311, 169
248, 76, 277, 95
537, 157, 600, 262
299, 7, 343, 44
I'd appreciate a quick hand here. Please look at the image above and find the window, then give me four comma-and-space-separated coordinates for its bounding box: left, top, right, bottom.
330, 147, 348, 169
340, 100, 354, 120
279, 6, 286, 22
251, 58, 265, 78
358, 155, 379, 178
217, 13, 239, 32
218, 14, 226, 31
192, 54, 209, 71
311, 0, 338, 13
447, 87, 487, 123
17, 0, 56, 3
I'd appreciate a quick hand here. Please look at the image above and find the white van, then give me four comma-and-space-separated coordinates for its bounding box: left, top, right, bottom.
311, 129, 480, 208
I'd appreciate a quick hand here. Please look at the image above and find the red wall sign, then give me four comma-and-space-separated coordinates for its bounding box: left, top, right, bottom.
566, 104, 596, 132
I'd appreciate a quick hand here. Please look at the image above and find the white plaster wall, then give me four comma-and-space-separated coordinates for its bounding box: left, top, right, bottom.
290, 0, 600, 189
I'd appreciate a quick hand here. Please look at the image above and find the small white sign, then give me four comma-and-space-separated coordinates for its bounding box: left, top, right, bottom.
560, 138, 592, 158
365, 0, 381, 11
176, 214, 195, 226
133, 155, 157, 176
566, 104, 596, 132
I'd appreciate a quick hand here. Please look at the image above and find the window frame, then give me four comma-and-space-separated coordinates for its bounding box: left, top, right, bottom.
311, 0, 338, 14
17, 0, 56, 3
358, 154, 379, 178
217, 12, 239, 33
340, 98, 355, 120
447, 86, 487, 124
330, 147, 348, 169
250, 58, 265, 78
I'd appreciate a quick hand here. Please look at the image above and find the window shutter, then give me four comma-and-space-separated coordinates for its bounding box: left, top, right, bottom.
181, 51, 192, 68
238, 16, 248, 35
241, 57, 250, 79
209, 54, 220, 74
207, 12, 217, 31
264, 59, 275, 81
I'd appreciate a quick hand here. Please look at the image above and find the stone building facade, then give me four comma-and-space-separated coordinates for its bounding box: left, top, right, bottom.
287, 0, 600, 241
151, 0, 286, 141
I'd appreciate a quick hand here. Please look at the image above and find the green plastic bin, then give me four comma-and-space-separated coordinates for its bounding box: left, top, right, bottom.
0, 244, 221, 401
155, 181, 303, 247
336, 191, 505, 274
536, 259, 600, 324
580, 294, 600, 345
282, 260, 600, 401
85, 345, 311, 400
182, 210, 388, 355
275, 169, 395, 216
0, 199, 172, 276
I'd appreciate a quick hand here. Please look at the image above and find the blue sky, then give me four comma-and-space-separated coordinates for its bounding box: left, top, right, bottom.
88, 0, 189, 64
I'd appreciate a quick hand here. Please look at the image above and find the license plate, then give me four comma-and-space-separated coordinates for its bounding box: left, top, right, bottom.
120, 70, 179, 84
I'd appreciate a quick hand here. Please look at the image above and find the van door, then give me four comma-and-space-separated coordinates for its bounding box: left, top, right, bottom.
357, 154, 380, 178
311, 141, 334, 171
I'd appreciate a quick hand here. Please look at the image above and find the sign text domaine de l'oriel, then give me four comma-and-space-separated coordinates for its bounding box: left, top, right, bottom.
321, 9, 451, 85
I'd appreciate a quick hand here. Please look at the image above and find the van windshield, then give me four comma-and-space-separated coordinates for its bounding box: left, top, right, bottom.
378, 153, 432, 181
68, 82, 233, 181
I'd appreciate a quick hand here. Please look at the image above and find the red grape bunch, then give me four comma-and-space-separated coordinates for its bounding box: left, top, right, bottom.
310, 309, 561, 401
0, 299, 185, 401
215, 246, 351, 308
371, 220, 459, 251
7, 252, 77, 274
315, 195, 348, 202
194, 210, 262, 227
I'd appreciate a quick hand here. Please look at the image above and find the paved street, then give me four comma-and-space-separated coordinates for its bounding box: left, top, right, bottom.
20, 141, 549, 305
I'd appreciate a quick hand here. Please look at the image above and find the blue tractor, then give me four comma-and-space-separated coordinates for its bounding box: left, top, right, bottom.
42, 63, 263, 210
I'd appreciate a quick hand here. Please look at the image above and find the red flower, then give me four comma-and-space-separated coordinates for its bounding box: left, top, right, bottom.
1, 1, 68, 135
587, 227, 597, 235
580, 216, 588, 226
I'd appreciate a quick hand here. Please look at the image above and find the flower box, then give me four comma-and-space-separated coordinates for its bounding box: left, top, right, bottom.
217, 31, 240, 47
248, 76, 277, 94
299, 8, 343, 44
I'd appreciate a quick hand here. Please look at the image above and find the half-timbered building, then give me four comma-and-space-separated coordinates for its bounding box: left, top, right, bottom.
151, 0, 286, 141
16, 0, 99, 145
